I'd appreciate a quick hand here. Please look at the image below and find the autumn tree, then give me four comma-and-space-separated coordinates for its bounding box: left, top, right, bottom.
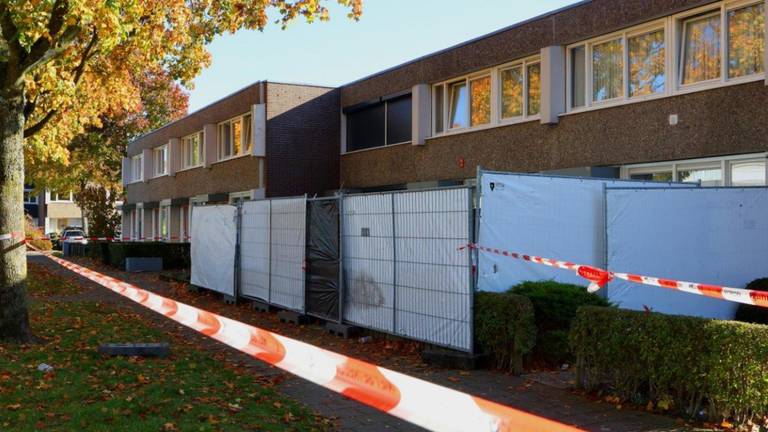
0, 0, 362, 342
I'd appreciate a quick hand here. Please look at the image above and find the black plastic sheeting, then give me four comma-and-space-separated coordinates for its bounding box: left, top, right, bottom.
305, 199, 340, 321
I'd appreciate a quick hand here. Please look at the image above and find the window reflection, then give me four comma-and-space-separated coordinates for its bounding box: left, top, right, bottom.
678, 167, 722, 186
592, 38, 623, 101
728, 3, 765, 78
470, 76, 491, 126
500, 66, 524, 118
629, 30, 665, 96
682, 13, 721, 85
449, 82, 468, 129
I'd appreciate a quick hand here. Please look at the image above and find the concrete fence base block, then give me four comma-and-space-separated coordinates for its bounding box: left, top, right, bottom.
250, 300, 271, 313
222, 294, 237, 305
98, 343, 170, 358
277, 310, 308, 325
125, 257, 163, 273
325, 322, 360, 339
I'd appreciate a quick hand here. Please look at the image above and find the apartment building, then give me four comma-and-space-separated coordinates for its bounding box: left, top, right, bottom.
23, 186, 85, 234
121, 81, 339, 241
339, 0, 768, 190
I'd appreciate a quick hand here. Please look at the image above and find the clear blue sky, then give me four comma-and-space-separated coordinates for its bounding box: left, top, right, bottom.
187, 0, 580, 111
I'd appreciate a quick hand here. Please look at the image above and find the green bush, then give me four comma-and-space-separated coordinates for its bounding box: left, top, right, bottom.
510, 280, 611, 366
571, 306, 768, 425
474, 291, 536, 374
734, 278, 768, 324
108, 242, 190, 270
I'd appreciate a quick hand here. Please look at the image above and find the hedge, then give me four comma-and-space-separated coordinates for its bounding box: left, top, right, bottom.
511, 280, 610, 366
107, 242, 190, 270
571, 306, 768, 425
474, 291, 536, 374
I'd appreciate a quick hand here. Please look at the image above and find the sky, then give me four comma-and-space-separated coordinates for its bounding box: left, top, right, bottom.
187, 0, 580, 112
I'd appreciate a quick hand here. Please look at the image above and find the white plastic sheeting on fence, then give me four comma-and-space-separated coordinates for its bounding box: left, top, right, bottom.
240, 200, 271, 302
268, 197, 307, 312
342, 188, 473, 352
606, 187, 768, 319
191, 205, 237, 296
477, 172, 695, 292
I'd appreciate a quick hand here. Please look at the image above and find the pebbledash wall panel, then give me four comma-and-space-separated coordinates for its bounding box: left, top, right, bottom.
240, 200, 272, 302
268, 197, 307, 312
606, 187, 768, 319
476, 172, 695, 292
342, 188, 473, 352
190, 205, 237, 296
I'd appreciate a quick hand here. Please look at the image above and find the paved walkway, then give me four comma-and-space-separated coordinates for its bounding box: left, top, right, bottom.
31, 254, 691, 432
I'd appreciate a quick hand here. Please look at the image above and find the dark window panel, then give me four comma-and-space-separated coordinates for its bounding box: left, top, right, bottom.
346, 103, 385, 152
386, 95, 412, 145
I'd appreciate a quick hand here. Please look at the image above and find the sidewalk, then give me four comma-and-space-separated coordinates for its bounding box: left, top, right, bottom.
32, 253, 691, 432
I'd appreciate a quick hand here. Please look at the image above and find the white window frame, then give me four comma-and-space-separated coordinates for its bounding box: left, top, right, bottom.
153, 145, 168, 177
131, 154, 143, 183
432, 55, 541, 137
228, 191, 252, 204
47, 190, 73, 203
217, 113, 252, 162
565, 0, 765, 115
621, 152, 767, 186
24, 189, 37, 204
181, 131, 204, 170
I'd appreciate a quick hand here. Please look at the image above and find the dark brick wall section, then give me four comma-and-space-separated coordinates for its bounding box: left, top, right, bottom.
341, 0, 718, 106
128, 82, 262, 156
265, 83, 340, 197
125, 155, 261, 203
341, 82, 768, 189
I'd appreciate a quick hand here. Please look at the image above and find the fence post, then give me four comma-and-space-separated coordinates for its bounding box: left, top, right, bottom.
338, 192, 345, 324
391, 192, 397, 334
267, 199, 272, 304
234, 201, 243, 300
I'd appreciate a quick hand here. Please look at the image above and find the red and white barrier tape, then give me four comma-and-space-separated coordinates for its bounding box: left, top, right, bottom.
467, 244, 768, 309
40, 253, 580, 432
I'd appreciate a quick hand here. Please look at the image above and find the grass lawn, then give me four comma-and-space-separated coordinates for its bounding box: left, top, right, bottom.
0, 262, 331, 431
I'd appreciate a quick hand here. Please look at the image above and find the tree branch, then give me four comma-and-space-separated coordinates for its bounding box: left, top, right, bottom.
0, 2, 23, 86
23, 109, 57, 138
24, 0, 69, 67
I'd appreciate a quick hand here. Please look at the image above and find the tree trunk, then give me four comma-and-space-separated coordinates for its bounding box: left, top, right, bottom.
0, 84, 31, 342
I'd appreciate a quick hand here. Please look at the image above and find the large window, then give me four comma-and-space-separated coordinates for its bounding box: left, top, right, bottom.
567, 1, 764, 112
680, 2, 765, 86
181, 131, 203, 169
344, 94, 412, 152
153, 145, 167, 177
624, 154, 767, 186
433, 56, 541, 135
131, 154, 143, 182
218, 114, 252, 161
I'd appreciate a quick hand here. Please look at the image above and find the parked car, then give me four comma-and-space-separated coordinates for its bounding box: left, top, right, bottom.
61, 229, 87, 245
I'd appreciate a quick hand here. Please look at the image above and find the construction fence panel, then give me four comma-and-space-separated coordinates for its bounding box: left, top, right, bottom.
477, 172, 696, 293
190, 205, 237, 296
342, 188, 473, 352
269, 197, 307, 312
240, 200, 271, 302
606, 187, 768, 319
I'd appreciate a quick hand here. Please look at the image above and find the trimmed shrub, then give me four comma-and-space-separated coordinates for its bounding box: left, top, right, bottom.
734, 278, 768, 324
108, 242, 190, 270
474, 291, 536, 374
24, 216, 52, 251
511, 280, 611, 366
571, 306, 768, 425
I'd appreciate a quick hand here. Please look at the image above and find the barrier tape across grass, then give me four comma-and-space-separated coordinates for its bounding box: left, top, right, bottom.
38, 253, 580, 432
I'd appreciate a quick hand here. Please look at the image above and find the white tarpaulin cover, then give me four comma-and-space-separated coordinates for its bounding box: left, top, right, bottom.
240, 200, 271, 302
269, 197, 306, 312
191, 205, 237, 296
477, 172, 694, 292
606, 187, 768, 319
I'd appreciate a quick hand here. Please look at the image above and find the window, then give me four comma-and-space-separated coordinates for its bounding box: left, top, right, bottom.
181, 131, 203, 169
592, 37, 624, 102
628, 29, 666, 96
218, 114, 252, 160
434, 86, 445, 133
49, 190, 72, 202
469, 75, 491, 126
180, 204, 190, 241
730, 160, 766, 186
624, 154, 767, 186
727, 3, 765, 78
153, 145, 167, 176
570, 46, 587, 108
681, 12, 722, 85
500, 66, 524, 118
24, 189, 36, 204
448, 81, 468, 129
131, 154, 143, 182
159, 206, 169, 241
526, 63, 541, 115
345, 94, 412, 152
